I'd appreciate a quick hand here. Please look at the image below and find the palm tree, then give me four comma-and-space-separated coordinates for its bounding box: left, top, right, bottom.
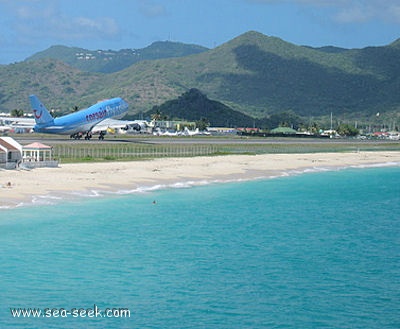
11, 109, 24, 117
151, 109, 162, 122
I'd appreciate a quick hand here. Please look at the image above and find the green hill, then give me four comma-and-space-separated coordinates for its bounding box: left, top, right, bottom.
1, 31, 399, 125
91, 31, 400, 118
26, 42, 209, 73
146, 88, 255, 127
0, 60, 100, 112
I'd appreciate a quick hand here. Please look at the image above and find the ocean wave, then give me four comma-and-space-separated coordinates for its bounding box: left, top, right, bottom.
350, 161, 400, 169
2, 161, 399, 210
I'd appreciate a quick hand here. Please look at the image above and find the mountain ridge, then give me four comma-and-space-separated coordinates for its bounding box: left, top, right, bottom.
26, 41, 209, 73
1, 31, 399, 124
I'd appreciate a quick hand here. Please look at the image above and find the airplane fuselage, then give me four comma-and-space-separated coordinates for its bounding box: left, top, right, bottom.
33, 97, 128, 135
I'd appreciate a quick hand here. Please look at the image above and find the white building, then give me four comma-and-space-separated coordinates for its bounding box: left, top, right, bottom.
0, 137, 23, 169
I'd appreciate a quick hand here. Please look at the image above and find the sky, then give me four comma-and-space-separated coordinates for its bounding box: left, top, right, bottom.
0, 0, 399, 64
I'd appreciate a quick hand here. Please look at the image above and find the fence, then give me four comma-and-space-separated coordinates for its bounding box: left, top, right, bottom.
52, 144, 220, 162
51, 140, 400, 162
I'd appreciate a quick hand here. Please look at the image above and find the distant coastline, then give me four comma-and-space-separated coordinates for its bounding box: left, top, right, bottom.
1, 151, 400, 209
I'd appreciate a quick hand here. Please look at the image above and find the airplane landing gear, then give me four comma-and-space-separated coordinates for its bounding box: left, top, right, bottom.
70, 132, 83, 139
70, 131, 103, 141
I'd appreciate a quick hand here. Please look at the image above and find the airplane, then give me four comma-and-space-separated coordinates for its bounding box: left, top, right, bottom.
152, 127, 178, 136
152, 126, 211, 136
182, 127, 210, 136
0, 116, 35, 134
183, 127, 200, 136
29, 95, 129, 140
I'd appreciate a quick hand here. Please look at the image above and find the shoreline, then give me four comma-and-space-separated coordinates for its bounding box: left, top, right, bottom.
1, 151, 400, 209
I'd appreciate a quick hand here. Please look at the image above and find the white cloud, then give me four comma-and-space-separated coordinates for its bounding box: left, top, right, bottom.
245, 0, 400, 24
138, 0, 167, 18
246, 0, 345, 4
333, 1, 400, 24
54, 16, 120, 39
3, 1, 120, 46
383, 2, 400, 24
333, 3, 373, 23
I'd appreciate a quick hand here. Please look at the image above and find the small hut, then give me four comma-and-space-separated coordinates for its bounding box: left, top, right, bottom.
22, 142, 58, 168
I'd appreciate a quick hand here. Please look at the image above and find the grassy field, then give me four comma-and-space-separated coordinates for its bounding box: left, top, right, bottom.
43, 136, 400, 163
9, 133, 400, 163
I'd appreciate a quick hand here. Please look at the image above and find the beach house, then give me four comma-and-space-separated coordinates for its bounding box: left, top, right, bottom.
0, 137, 23, 169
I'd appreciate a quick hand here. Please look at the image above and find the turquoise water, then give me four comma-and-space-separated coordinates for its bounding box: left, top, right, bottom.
0, 166, 399, 328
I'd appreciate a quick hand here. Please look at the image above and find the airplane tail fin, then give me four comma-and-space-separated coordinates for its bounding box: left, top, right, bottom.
29, 95, 54, 124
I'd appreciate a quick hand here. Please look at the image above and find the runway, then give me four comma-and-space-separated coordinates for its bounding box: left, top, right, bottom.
12, 134, 399, 147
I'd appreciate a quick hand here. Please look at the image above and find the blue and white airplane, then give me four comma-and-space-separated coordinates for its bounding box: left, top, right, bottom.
29, 95, 129, 140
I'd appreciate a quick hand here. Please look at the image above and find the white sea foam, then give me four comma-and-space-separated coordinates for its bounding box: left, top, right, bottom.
29, 194, 64, 206
350, 161, 400, 169
2, 161, 399, 210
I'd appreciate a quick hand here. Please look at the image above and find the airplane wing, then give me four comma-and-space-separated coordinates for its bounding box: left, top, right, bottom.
91, 118, 131, 132
91, 118, 149, 133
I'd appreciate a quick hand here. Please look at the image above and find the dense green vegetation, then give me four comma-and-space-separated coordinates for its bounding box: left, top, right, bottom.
146, 88, 256, 127
1, 31, 399, 128
0, 60, 99, 112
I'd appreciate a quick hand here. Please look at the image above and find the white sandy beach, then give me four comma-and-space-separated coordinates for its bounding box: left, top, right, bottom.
1, 151, 400, 208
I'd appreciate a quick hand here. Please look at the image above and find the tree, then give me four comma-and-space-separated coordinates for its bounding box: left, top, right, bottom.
151, 108, 162, 121
266, 110, 304, 130
337, 124, 359, 136
11, 109, 24, 117
195, 117, 210, 131
308, 121, 321, 134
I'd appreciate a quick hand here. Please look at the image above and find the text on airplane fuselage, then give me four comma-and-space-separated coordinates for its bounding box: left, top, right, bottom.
85, 102, 125, 122
86, 109, 107, 122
